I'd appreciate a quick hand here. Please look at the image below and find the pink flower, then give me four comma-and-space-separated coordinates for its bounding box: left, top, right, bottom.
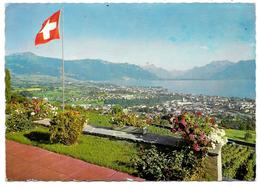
189, 134, 195, 141
171, 128, 177, 133
193, 143, 200, 151
200, 133, 206, 140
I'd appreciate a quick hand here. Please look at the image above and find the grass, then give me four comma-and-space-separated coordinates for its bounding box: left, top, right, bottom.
84, 111, 113, 127
225, 129, 256, 144
147, 125, 177, 137
6, 126, 139, 174
84, 110, 178, 137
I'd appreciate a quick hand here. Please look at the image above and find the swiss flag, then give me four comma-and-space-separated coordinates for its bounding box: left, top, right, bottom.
35, 10, 61, 46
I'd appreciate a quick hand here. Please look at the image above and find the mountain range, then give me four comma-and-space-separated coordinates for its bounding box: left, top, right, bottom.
5, 52, 157, 81
5, 52, 255, 81
143, 60, 255, 80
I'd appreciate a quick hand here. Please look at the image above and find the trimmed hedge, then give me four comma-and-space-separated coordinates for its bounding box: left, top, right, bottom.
49, 111, 86, 145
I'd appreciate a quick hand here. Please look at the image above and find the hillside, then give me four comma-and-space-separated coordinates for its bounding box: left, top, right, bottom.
143, 60, 255, 80
6, 52, 255, 81
5, 52, 158, 81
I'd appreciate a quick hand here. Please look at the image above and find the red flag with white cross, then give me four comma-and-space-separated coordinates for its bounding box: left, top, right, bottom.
35, 10, 61, 45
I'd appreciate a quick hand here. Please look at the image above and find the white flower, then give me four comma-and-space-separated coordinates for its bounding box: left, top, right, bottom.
211, 142, 216, 150
208, 127, 228, 146
31, 112, 35, 116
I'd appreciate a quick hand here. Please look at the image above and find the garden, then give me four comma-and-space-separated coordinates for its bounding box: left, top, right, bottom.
5, 94, 242, 181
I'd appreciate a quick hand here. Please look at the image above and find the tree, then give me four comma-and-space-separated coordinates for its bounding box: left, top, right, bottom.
244, 131, 253, 141
5, 69, 11, 103
111, 104, 123, 115
19, 91, 33, 98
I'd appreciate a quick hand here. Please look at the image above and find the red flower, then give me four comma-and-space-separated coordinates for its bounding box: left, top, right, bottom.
193, 143, 200, 151
179, 119, 187, 128
194, 123, 198, 128
196, 111, 202, 117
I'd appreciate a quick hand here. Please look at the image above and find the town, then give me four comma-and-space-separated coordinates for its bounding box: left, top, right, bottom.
13, 75, 255, 131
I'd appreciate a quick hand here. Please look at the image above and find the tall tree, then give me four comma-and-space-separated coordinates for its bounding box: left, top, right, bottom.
5, 69, 11, 103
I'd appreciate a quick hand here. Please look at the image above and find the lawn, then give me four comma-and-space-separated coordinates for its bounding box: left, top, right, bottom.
6, 126, 139, 174
225, 129, 256, 144
84, 110, 178, 137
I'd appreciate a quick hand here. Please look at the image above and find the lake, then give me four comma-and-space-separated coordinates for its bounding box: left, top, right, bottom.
108, 79, 255, 99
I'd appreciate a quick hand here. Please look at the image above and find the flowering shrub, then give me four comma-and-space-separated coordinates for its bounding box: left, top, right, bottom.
208, 128, 227, 149
49, 111, 86, 145
27, 98, 58, 120
6, 102, 34, 132
171, 112, 227, 154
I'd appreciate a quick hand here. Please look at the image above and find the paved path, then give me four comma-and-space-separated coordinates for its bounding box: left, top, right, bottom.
6, 140, 144, 181
84, 125, 182, 146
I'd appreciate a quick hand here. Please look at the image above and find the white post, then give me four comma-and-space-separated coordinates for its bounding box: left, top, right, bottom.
61, 7, 65, 111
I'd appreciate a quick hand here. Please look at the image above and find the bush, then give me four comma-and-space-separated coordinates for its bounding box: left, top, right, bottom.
132, 145, 203, 181
28, 98, 58, 120
171, 112, 227, 155
111, 105, 123, 115
244, 131, 253, 141
111, 113, 147, 128
6, 109, 34, 133
49, 111, 86, 145
5, 69, 11, 103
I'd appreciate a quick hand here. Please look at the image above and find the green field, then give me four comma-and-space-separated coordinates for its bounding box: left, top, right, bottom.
225, 129, 256, 144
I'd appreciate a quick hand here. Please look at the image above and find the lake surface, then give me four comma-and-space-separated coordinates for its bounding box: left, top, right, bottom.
108, 80, 255, 99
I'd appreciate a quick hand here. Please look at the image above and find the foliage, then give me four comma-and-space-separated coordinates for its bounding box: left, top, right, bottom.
222, 144, 255, 181
49, 111, 86, 145
27, 98, 58, 120
104, 95, 179, 107
111, 104, 123, 115
111, 113, 147, 128
6, 98, 58, 120
132, 145, 203, 181
5, 69, 11, 103
170, 112, 227, 154
244, 131, 253, 141
10, 92, 29, 103
220, 115, 255, 131
6, 103, 34, 132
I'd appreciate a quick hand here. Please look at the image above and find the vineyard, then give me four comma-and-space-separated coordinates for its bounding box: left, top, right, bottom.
222, 144, 256, 181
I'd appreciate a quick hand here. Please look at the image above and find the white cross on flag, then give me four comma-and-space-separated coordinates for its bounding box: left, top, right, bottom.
35, 10, 60, 45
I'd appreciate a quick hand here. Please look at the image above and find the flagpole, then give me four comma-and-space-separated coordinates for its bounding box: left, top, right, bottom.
61, 7, 65, 111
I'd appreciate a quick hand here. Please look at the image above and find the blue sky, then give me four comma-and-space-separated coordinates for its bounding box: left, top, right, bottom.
5, 3, 255, 70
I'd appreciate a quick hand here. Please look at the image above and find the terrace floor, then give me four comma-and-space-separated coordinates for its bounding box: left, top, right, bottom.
6, 140, 144, 181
